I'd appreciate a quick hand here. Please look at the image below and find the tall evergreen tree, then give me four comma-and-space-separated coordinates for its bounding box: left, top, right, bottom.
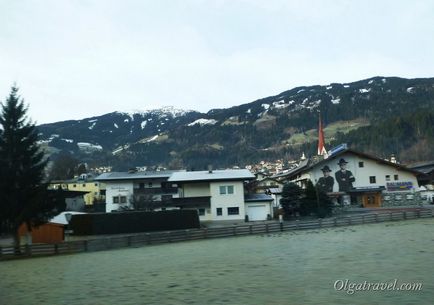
280, 182, 302, 219
0, 86, 55, 251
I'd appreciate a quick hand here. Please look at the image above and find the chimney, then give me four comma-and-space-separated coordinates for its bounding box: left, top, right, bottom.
208, 165, 213, 174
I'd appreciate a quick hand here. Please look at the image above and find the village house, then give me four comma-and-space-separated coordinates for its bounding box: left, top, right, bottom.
168, 169, 271, 221
275, 148, 423, 208
95, 170, 179, 212
49, 173, 106, 206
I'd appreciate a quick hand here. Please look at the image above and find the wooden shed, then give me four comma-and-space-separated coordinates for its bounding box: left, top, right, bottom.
18, 222, 65, 244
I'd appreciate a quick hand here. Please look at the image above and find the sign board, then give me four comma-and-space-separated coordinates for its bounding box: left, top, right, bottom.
386, 182, 413, 192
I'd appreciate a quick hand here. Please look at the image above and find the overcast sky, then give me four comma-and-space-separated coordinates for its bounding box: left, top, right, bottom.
1, 0, 434, 124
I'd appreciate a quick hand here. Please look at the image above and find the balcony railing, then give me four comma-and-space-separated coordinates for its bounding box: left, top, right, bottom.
169, 196, 211, 208
134, 187, 178, 195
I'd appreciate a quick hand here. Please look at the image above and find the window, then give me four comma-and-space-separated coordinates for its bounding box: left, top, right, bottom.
394, 175, 399, 181
216, 208, 222, 216
358, 161, 364, 168
227, 185, 234, 194
227, 207, 239, 215
369, 176, 376, 184
198, 208, 205, 216
385, 175, 390, 181
113, 196, 120, 203
219, 185, 234, 195
120, 196, 127, 203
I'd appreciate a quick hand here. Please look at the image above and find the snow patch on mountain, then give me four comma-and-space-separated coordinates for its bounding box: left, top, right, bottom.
407, 87, 414, 93
359, 88, 371, 93
77, 142, 103, 152
141, 121, 147, 129
261, 104, 270, 110
114, 123, 118, 129
188, 118, 218, 126
88, 122, 97, 130
331, 98, 341, 104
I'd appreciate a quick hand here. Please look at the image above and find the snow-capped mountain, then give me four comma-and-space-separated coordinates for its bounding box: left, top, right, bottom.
37, 76, 434, 168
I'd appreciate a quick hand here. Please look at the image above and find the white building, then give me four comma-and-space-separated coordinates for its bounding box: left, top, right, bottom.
96, 170, 178, 212
168, 169, 257, 221
276, 148, 422, 208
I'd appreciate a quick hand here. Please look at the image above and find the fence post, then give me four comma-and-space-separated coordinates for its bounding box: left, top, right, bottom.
348, 217, 352, 226
333, 217, 337, 227
417, 210, 421, 218
185, 229, 190, 240
232, 225, 237, 236
24, 244, 31, 256
146, 233, 151, 245
265, 224, 269, 234
83, 240, 88, 252
127, 236, 132, 247
318, 219, 322, 228
249, 225, 253, 234
375, 213, 378, 222
0, 246, 2, 259
362, 215, 365, 224
296, 220, 299, 230
203, 228, 208, 239
280, 222, 283, 232
54, 244, 59, 254
390, 212, 393, 221
403, 211, 407, 220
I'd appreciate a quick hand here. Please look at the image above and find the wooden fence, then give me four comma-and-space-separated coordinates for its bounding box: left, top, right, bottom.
1, 209, 433, 260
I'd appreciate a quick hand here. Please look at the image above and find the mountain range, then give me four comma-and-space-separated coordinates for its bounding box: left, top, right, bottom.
37, 76, 434, 170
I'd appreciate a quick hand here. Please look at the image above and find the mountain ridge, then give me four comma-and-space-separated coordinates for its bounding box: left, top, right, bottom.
37, 76, 434, 169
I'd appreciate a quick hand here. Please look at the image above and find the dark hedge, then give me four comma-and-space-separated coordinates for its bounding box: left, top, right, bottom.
69, 210, 200, 235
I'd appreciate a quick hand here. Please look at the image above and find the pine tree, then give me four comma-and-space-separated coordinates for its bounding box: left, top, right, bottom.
0, 86, 55, 251
280, 182, 302, 219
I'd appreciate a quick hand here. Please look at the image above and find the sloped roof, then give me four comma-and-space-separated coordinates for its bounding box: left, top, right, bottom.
96, 170, 179, 181
244, 193, 274, 202
168, 169, 255, 183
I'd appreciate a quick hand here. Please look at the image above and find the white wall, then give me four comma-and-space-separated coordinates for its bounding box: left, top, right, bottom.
105, 181, 134, 212
308, 153, 419, 193
210, 181, 245, 221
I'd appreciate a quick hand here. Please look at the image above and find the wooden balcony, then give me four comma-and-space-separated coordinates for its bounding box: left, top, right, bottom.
169, 196, 211, 208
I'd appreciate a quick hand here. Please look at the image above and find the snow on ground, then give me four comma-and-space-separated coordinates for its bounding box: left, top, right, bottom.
273, 101, 289, 109
331, 98, 341, 104
359, 88, 371, 93
77, 142, 103, 151
261, 104, 270, 110
88, 122, 97, 130
187, 118, 218, 126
